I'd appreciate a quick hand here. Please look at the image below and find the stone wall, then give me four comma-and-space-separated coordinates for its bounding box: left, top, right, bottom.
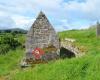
61, 40, 84, 57
25, 11, 60, 60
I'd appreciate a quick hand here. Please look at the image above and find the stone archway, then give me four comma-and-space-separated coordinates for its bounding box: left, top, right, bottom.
60, 47, 75, 59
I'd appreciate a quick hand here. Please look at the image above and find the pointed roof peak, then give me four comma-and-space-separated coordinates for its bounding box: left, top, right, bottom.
38, 11, 45, 16
37, 11, 47, 19
39, 11, 44, 14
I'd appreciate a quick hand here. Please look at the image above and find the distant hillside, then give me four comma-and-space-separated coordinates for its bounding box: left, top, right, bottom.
0, 28, 28, 34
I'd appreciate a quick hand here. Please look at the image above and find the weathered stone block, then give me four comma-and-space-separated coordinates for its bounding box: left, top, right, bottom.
25, 11, 60, 63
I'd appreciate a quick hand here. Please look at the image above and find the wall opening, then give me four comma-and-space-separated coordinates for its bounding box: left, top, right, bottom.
60, 47, 75, 59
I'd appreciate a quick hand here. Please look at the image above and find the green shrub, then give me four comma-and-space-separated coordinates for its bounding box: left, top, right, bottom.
0, 44, 10, 55
0, 34, 22, 54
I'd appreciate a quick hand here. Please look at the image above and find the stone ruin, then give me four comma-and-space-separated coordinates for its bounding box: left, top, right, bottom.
96, 21, 100, 37
24, 11, 60, 64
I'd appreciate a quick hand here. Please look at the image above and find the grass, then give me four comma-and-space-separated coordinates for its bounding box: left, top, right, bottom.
8, 54, 100, 80
58, 29, 100, 55
0, 48, 24, 77
0, 28, 100, 80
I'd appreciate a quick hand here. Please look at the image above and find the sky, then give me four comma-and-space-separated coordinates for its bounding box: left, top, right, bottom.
0, 0, 100, 31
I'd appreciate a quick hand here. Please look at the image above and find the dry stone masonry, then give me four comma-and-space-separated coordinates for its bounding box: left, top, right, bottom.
25, 11, 60, 63
20, 11, 84, 67
60, 38, 85, 58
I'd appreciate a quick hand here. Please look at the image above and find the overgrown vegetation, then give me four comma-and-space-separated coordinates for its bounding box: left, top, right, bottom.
58, 28, 100, 55
0, 28, 100, 80
0, 34, 20, 54
0, 32, 25, 55
0, 49, 24, 77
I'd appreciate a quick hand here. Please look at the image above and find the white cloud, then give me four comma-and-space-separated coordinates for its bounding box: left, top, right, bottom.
0, 13, 15, 29
64, 0, 100, 20
0, 0, 100, 31
0, 0, 64, 16
12, 15, 35, 29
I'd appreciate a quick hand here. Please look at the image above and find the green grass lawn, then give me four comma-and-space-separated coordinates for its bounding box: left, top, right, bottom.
0, 28, 100, 80
0, 49, 24, 78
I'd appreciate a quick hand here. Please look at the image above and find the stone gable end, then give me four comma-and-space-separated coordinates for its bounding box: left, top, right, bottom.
25, 11, 60, 60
